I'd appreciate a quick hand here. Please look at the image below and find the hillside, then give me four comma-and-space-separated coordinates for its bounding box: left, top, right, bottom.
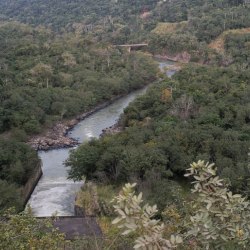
0, 20, 158, 211
0, 1, 249, 65
0, 0, 249, 248
0, 1, 249, 43
209, 28, 250, 53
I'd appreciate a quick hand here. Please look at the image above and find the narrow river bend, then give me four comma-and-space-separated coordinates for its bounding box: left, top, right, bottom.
28, 60, 175, 217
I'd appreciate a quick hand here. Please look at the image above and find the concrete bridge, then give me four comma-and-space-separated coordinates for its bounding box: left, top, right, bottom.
114, 43, 148, 52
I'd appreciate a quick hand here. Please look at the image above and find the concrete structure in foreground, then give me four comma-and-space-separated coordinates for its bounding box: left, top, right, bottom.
39, 216, 102, 240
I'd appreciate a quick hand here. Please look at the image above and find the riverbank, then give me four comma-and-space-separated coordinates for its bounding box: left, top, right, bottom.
27, 59, 178, 217
154, 52, 191, 64
100, 59, 180, 137
27, 57, 180, 151
27, 82, 154, 217
100, 122, 123, 137
27, 94, 128, 150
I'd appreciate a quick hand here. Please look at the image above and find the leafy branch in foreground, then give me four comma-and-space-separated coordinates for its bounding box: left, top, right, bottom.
111, 183, 182, 249
112, 161, 250, 249
0, 209, 65, 250
185, 160, 250, 249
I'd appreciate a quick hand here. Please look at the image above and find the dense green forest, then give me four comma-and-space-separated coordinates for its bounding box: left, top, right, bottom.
0, 20, 157, 210
66, 65, 250, 198
0, 0, 249, 248
63, 1, 249, 247
0, 0, 249, 64
0, 139, 40, 210
0, 22, 157, 134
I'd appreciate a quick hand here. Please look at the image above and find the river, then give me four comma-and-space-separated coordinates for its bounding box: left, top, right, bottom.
27, 60, 175, 217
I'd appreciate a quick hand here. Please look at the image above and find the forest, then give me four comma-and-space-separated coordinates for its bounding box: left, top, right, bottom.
0, 0, 249, 63
66, 65, 250, 202
0, 0, 249, 249
0, 20, 157, 210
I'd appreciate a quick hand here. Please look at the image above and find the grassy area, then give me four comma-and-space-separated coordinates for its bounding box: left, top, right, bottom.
151, 21, 187, 35
75, 183, 118, 216
209, 27, 250, 53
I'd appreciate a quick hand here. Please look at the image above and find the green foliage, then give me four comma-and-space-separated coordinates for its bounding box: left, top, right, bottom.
0, 1, 248, 248
112, 183, 183, 249
76, 182, 117, 216
149, 32, 199, 55
0, 139, 40, 186
112, 161, 250, 249
0, 181, 22, 211
67, 65, 250, 194
75, 182, 101, 216
0, 0, 157, 32
0, 6, 159, 214
148, 1, 249, 64
0, 0, 248, 64
224, 32, 250, 68
0, 21, 157, 135
185, 160, 250, 248
0, 21, 158, 213
0, 139, 40, 211
66, 139, 103, 180
0, 209, 65, 250
142, 179, 185, 213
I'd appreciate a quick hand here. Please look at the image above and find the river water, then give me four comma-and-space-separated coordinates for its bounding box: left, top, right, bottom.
27, 60, 175, 217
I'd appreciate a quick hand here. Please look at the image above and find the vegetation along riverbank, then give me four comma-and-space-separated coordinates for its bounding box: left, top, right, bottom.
0, 0, 249, 249
0, 21, 157, 212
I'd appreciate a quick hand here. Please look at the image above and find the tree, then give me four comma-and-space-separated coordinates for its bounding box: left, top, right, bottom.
184, 160, 250, 249
61, 52, 77, 67
112, 183, 183, 249
30, 63, 53, 88
0, 210, 65, 250
66, 139, 103, 181
0, 181, 22, 211
112, 161, 250, 249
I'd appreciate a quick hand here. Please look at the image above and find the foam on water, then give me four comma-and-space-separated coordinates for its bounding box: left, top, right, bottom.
28, 181, 82, 217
